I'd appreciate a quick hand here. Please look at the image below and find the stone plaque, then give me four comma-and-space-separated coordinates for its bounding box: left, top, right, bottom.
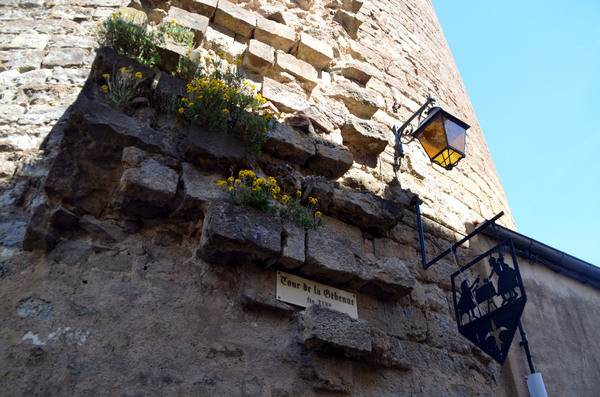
276, 271, 358, 319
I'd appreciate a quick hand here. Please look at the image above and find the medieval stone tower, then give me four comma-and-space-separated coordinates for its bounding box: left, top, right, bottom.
7, 0, 593, 396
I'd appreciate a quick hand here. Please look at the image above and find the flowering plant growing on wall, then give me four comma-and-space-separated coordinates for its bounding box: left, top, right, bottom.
159, 19, 194, 47
218, 170, 324, 230
102, 67, 142, 111
97, 13, 164, 67
174, 53, 277, 154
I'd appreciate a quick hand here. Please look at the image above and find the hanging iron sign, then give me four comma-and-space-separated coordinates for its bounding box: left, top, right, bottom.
451, 238, 527, 364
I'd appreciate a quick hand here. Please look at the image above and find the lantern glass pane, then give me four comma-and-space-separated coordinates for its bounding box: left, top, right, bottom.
418, 117, 448, 159
444, 117, 467, 153
432, 148, 464, 169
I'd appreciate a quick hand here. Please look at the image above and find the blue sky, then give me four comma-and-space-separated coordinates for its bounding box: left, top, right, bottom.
430, 0, 600, 266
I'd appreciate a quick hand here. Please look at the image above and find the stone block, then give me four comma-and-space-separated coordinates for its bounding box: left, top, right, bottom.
214, 0, 256, 38
154, 72, 187, 102
115, 7, 148, 25
305, 140, 353, 180
255, 16, 295, 52
41, 48, 87, 68
0, 49, 44, 72
301, 354, 353, 393
184, 122, 248, 173
67, 94, 177, 158
199, 200, 283, 266
166, 6, 210, 45
171, 163, 227, 218
334, 9, 364, 39
117, 156, 180, 218
302, 105, 335, 133
242, 39, 274, 74
173, 0, 217, 18
304, 216, 364, 284
3, 29, 50, 50
22, 204, 57, 252
329, 187, 403, 236
295, 33, 333, 70
157, 41, 190, 75
263, 122, 315, 166
333, 80, 382, 119
356, 257, 415, 300
338, 60, 375, 85
240, 264, 295, 314
261, 77, 307, 113
301, 176, 334, 212
203, 24, 247, 62
278, 220, 305, 269
0, 104, 25, 124
341, 116, 391, 156
275, 51, 318, 90
300, 305, 372, 355
367, 331, 411, 369
342, 0, 364, 13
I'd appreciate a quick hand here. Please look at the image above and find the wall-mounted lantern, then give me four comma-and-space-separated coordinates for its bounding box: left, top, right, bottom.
393, 95, 470, 171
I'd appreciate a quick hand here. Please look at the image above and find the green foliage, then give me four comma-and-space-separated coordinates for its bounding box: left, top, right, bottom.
101, 67, 143, 110
159, 19, 195, 47
173, 50, 205, 82
174, 53, 276, 154
218, 170, 324, 230
97, 13, 164, 67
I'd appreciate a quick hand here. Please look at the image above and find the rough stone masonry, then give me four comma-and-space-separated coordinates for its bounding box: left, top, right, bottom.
0, 0, 513, 395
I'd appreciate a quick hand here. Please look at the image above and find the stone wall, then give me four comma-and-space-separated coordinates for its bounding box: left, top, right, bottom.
0, 0, 524, 396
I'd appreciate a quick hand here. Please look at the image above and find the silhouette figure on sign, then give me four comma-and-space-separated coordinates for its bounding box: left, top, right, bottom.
457, 276, 480, 323
474, 273, 498, 313
487, 250, 519, 306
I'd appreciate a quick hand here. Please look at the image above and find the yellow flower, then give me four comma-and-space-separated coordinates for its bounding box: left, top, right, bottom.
229, 186, 234, 191
181, 97, 188, 102
120, 66, 128, 73
273, 195, 278, 200
188, 102, 194, 106
217, 180, 227, 187
270, 186, 281, 195
227, 176, 234, 182
296, 190, 302, 197
281, 195, 290, 203
315, 211, 322, 217
102, 85, 108, 93
178, 107, 185, 114
103, 73, 110, 79
217, 52, 225, 58
234, 178, 241, 184
308, 197, 318, 205
222, 108, 229, 114
135, 72, 142, 79
267, 176, 277, 185
235, 59, 242, 66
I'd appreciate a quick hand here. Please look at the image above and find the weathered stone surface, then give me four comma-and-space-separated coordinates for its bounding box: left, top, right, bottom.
117, 152, 180, 218
333, 80, 382, 119
240, 264, 295, 314
66, 94, 177, 158
261, 77, 307, 113
342, 0, 364, 13
295, 33, 333, 70
334, 9, 364, 39
185, 122, 248, 173
278, 220, 305, 269
301, 176, 334, 212
16, 297, 53, 321
173, 0, 218, 18
18, 104, 67, 125
263, 122, 315, 166
301, 354, 353, 394
257, 4, 287, 25
0, 49, 44, 72
242, 39, 274, 74
171, 162, 227, 219
115, 7, 148, 25
255, 17, 295, 53
22, 204, 57, 252
302, 105, 335, 133
356, 257, 415, 300
329, 187, 403, 236
0, 104, 25, 124
154, 72, 187, 100
50, 206, 80, 231
42, 47, 87, 68
199, 200, 283, 266
2, 29, 49, 50
275, 51, 318, 90
338, 60, 375, 85
157, 41, 190, 75
166, 6, 209, 45
304, 216, 364, 284
306, 140, 353, 180
341, 116, 391, 156
367, 330, 411, 369
214, 0, 256, 38
300, 304, 372, 355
